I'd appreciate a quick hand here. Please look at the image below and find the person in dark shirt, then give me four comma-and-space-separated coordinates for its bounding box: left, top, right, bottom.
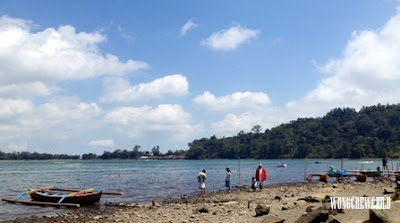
382, 156, 388, 171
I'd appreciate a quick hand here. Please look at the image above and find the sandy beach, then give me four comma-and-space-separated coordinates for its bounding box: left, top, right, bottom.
2, 180, 400, 223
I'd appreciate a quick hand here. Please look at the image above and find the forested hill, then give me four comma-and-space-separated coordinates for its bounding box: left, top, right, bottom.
186, 104, 400, 159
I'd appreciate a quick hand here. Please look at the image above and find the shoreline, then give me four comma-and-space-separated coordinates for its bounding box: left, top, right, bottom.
2, 180, 399, 223
1, 182, 309, 222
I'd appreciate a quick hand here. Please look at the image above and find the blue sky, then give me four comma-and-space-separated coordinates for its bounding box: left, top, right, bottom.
0, 1, 399, 154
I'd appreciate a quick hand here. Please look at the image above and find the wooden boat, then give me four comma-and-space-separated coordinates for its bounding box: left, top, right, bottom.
306, 173, 329, 182
29, 188, 102, 204
395, 173, 400, 181
355, 174, 367, 182
2, 186, 122, 208
359, 170, 382, 178
319, 174, 328, 182
276, 162, 287, 168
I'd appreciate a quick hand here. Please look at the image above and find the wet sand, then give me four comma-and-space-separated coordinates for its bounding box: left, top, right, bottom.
2, 180, 400, 223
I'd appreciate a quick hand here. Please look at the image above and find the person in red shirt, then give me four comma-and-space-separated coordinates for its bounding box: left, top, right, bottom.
255, 164, 267, 191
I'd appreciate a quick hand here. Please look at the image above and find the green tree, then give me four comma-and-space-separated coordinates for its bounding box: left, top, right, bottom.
251, 125, 262, 134
151, 146, 160, 156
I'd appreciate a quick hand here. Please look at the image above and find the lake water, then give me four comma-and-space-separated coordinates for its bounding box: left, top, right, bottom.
0, 158, 398, 221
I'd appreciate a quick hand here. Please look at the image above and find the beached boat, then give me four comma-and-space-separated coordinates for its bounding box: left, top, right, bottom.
355, 174, 367, 182
396, 171, 400, 181
276, 162, 287, 168
2, 186, 122, 208
359, 170, 383, 178
30, 188, 102, 204
326, 166, 348, 177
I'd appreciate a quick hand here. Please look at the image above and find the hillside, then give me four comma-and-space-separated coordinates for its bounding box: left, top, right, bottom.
186, 104, 400, 159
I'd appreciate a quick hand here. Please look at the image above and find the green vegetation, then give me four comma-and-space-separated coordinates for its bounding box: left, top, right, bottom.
0, 144, 185, 160
82, 146, 186, 160
186, 104, 400, 159
0, 151, 79, 160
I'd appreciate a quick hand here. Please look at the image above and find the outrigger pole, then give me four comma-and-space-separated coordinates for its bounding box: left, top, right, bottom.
49, 188, 122, 195
2, 197, 80, 208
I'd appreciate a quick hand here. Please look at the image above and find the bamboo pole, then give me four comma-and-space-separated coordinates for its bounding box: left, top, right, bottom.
2, 197, 80, 208
49, 188, 122, 195
303, 158, 307, 181
341, 158, 343, 170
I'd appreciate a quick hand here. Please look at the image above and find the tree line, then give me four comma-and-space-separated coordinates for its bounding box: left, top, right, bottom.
81, 145, 186, 160
186, 104, 400, 159
0, 145, 186, 160
0, 151, 80, 160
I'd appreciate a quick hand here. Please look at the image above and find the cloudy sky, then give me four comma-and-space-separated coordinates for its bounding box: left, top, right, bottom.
0, 1, 399, 154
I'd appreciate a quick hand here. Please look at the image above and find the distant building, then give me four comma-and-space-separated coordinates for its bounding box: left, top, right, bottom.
138, 154, 186, 160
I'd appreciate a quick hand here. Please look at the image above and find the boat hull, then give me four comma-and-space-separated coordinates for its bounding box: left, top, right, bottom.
355, 174, 367, 182
30, 191, 102, 204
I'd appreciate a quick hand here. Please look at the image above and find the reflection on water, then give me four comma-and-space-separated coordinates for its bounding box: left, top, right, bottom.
0, 159, 398, 221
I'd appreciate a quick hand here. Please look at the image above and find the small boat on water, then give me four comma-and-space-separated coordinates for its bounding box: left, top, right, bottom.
276, 162, 287, 168
358, 161, 373, 164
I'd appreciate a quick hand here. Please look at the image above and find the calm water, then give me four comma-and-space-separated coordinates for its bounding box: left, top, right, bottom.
0, 158, 398, 221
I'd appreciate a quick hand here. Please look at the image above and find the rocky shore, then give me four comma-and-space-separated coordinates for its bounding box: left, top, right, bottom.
3, 181, 400, 223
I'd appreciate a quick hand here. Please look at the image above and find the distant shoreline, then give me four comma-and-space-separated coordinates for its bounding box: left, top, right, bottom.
0, 157, 393, 161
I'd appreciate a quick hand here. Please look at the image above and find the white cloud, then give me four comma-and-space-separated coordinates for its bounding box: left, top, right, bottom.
193, 91, 270, 112
211, 113, 264, 136
210, 108, 288, 136
180, 19, 199, 36
0, 96, 104, 153
101, 74, 189, 103
0, 15, 148, 84
34, 97, 102, 129
287, 8, 400, 118
117, 25, 135, 41
5, 97, 102, 134
88, 139, 115, 147
104, 104, 195, 140
0, 81, 56, 98
0, 98, 34, 119
194, 91, 276, 137
7, 142, 28, 152
201, 25, 259, 51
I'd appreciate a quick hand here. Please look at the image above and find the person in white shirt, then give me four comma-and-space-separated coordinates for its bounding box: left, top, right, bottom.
255, 164, 267, 191
197, 169, 206, 194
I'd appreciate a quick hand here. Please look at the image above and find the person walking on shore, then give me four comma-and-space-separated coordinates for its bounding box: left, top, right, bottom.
255, 164, 267, 191
382, 156, 388, 171
197, 169, 206, 194
225, 168, 232, 193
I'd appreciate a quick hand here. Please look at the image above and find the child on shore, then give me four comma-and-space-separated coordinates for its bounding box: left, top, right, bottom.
225, 168, 232, 193
251, 177, 256, 191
